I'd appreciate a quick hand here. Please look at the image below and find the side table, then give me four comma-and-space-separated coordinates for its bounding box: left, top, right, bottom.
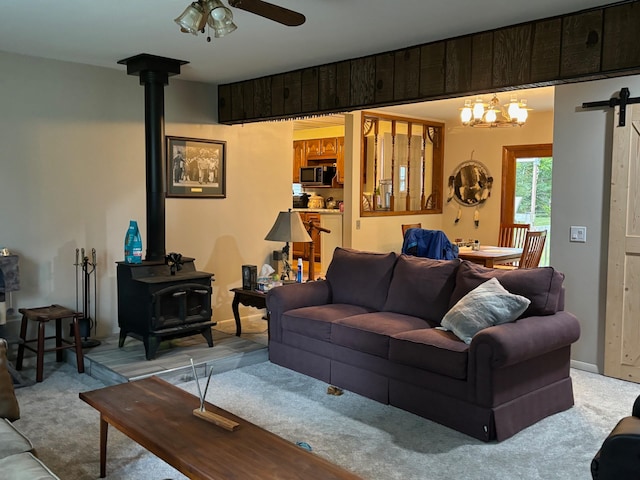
230, 288, 268, 337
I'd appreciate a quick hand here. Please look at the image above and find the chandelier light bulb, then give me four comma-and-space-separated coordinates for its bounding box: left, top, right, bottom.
517, 107, 528, 123
485, 108, 497, 123
507, 98, 521, 120
472, 98, 485, 120
461, 100, 473, 124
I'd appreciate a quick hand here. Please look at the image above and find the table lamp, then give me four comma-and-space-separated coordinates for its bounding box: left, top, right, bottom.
264, 209, 312, 280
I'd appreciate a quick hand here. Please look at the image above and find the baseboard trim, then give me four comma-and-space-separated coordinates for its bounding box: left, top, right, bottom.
570, 359, 600, 374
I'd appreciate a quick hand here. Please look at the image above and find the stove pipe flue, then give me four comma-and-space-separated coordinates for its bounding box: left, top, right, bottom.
117, 54, 189, 262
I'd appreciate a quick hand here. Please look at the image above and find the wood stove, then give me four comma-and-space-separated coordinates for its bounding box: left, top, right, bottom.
117, 258, 214, 360
116, 54, 217, 360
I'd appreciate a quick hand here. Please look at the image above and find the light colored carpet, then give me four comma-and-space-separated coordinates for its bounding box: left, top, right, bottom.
12, 361, 640, 480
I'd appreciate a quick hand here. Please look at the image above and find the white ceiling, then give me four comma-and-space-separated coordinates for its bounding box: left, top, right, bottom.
0, 1, 610, 122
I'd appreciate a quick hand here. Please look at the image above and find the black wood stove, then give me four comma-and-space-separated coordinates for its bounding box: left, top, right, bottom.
117, 258, 213, 360
116, 54, 215, 360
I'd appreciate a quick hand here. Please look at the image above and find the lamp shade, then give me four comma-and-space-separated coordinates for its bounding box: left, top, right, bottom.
265, 211, 312, 243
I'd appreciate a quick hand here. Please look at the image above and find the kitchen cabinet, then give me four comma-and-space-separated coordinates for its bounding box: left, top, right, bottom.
306, 138, 338, 158
293, 140, 306, 183
292, 136, 344, 185
292, 212, 321, 263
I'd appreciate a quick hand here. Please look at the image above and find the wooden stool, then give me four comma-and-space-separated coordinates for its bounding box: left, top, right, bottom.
15, 304, 85, 382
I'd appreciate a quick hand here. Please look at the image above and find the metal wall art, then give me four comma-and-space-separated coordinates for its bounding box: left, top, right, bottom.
447, 158, 493, 226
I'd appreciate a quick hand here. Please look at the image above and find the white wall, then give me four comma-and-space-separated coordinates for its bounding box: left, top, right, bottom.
551, 77, 640, 371
0, 52, 292, 337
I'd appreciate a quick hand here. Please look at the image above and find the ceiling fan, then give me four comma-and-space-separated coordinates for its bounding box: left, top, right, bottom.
175, 0, 305, 42
228, 0, 305, 26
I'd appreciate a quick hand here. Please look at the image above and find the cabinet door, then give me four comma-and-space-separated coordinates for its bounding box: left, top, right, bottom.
293, 141, 306, 183
305, 139, 322, 157
336, 137, 344, 184
321, 138, 338, 155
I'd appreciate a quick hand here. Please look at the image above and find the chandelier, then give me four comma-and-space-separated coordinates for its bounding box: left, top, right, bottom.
175, 0, 237, 42
460, 94, 529, 127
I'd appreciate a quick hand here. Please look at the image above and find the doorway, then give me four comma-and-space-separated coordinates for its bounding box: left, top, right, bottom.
501, 144, 553, 266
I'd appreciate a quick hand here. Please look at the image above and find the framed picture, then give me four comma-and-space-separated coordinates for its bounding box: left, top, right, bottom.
166, 136, 226, 198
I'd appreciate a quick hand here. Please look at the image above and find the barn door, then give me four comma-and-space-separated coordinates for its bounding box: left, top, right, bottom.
604, 104, 640, 382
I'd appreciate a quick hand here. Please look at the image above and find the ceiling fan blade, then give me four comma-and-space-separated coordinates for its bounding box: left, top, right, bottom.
228, 0, 306, 26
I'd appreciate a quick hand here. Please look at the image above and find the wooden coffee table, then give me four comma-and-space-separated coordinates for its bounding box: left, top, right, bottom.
79, 376, 361, 479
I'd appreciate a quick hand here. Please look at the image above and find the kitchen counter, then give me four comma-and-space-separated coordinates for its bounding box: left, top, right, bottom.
292, 208, 343, 214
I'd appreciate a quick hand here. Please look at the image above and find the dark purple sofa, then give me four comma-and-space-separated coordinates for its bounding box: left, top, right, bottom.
266, 247, 581, 441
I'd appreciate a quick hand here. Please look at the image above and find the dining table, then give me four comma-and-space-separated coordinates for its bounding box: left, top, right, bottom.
457, 245, 522, 268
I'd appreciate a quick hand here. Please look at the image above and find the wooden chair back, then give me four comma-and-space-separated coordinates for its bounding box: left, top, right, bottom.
401, 223, 422, 237
498, 223, 530, 248
519, 230, 547, 269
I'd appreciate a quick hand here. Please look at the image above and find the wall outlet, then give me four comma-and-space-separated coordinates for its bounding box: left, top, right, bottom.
570, 226, 586, 243
356, 220, 361, 230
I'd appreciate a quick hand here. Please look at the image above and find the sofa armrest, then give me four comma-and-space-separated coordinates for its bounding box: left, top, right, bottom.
469, 311, 581, 369
266, 281, 331, 342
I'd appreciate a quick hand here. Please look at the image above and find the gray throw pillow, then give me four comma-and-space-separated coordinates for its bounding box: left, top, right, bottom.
0, 339, 19, 421
440, 277, 531, 344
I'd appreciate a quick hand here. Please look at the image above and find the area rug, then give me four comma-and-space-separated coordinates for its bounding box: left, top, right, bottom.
13, 361, 640, 479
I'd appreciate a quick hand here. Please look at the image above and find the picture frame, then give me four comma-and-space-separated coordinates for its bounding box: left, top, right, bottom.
166, 136, 226, 198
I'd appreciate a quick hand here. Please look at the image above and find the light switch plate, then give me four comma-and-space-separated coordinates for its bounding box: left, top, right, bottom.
570, 226, 586, 243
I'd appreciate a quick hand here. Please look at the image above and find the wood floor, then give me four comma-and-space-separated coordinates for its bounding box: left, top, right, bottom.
65, 318, 269, 386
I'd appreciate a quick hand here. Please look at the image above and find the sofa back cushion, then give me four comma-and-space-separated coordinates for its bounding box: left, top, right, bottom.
450, 261, 565, 317
383, 255, 460, 324
325, 247, 397, 310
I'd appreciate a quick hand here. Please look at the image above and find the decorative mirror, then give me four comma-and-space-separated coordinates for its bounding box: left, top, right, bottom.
448, 160, 493, 206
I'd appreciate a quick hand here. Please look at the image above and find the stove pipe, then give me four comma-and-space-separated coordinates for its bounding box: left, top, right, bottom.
117, 54, 188, 262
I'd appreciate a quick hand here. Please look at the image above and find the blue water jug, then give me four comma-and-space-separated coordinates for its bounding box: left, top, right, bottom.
124, 220, 143, 264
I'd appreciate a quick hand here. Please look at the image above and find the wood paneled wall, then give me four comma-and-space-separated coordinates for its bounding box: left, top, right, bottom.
218, 1, 640, 125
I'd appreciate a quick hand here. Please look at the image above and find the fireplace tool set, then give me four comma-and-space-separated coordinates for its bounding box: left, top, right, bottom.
74, 248, 101, 348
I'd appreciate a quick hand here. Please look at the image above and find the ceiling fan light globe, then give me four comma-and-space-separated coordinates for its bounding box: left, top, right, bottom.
174, 2, 207, 35
212, 19, 237, 37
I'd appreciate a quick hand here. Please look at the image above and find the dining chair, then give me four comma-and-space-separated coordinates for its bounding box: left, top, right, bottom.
518, 230, 547, 268
497, 223, 530, 267
401, 223, 421, 237
498, 223, 530, 248
495, 230, 547, 270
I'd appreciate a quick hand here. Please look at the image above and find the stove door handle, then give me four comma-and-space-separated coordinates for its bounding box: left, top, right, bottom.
172, 291, 187, 297
194, 289, 209, 295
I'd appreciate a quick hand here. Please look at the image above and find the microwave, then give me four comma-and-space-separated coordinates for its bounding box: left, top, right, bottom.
300, 166, 336, 186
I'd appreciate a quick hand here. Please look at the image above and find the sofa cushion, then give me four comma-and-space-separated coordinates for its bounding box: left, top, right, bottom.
441, 277, 531, 344
0, 418, 34, 459
0, 452, 61, 480
281, 304, 375, 342
325, 247, 397, 311
331, 312, 428, 358
389, 328, 469, 379
383, 255, 460, 324
450, 261, 564, 317
0, 339, 19, 421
